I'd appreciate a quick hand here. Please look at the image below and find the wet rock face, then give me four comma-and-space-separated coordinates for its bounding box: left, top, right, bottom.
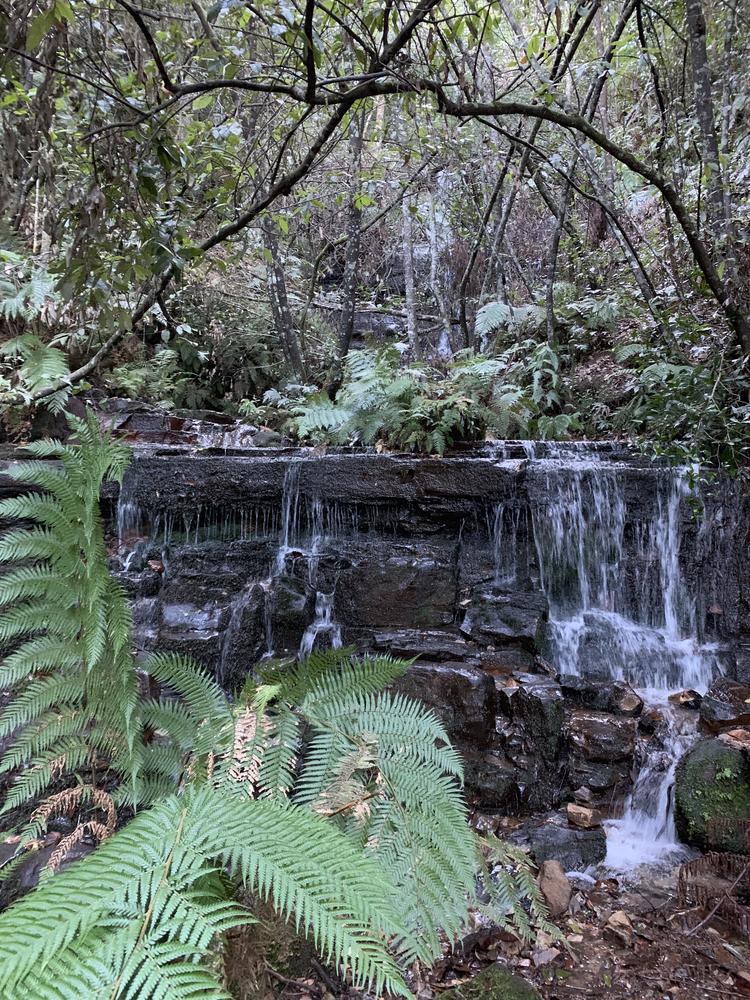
567, 710, 637, 803
460, 589, 548, 649
69, 442, 744, 825
513, 813, 607, 871
700, 678, 750, 731
674, 738, 750, 851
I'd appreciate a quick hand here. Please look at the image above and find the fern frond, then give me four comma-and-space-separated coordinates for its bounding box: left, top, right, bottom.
0, 788, 410, 998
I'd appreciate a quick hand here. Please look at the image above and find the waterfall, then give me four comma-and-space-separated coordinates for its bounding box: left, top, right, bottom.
499, 446, 720, 869
264, 461, 343, 659
298, 591, 343, 659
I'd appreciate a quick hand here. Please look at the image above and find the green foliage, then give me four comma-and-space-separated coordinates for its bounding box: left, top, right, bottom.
106, 285, 282, 411
475, 301, 545, 341
0, 411, 137, 822
613, 341, 750, 470
0, 422, 551, 997
288, 344, 581, 453
0, 787, 409, 999
0, 334, 71, 412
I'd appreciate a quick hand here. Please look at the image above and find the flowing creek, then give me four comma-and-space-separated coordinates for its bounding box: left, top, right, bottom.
110, 439, 745, 872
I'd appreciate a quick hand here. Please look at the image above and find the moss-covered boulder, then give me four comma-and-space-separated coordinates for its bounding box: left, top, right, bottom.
442, 965, 541, 1000
674, 738, 750, 851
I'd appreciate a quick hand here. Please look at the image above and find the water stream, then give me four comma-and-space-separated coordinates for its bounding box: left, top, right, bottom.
509, 450, 719, 869
267, 461, 343, 659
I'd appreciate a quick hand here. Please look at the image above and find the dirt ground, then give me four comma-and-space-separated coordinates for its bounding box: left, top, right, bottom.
435, 866, 750, 1000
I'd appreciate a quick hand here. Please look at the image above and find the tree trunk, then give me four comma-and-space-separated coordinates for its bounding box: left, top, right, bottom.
685, 0, 728, 238
402, 195, 420, 358
335, 111, 365, 363
427, 190, 453, 357
545, 176, 574, 346
262, 218, 303, 377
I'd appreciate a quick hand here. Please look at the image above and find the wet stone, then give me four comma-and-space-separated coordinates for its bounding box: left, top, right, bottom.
700, 678, 750, 731
372, 628, 478, 663
460, 588, 549, 649
517, 814, 607, 871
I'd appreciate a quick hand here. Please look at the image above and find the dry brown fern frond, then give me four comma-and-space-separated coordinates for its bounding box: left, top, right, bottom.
48, 820, 112, 871
28, 785, 117, 867
229, 708, 268, 792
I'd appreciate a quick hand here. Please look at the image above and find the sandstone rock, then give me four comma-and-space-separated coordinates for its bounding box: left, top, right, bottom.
532, 947, 560, 967
394, 663, 495, 746
372, 628, 477, 662
604, 910, 633, 947
525, 817, 607, 871
573, 786, 593, 803
538, 860, 571, 916
668, 689, 702, 710
700, 678, 750, 731
612, 684, 644, 717
561, 677, 644, 717
251, 429, 283, 447
674, 738, 750, 851
719, 728, 750, 752
568, 710, 637, 762
440, 964, 541, 1000
496, 673, 565, 760
566, 803, 602, 829
638, 707, 664, 734
567, 709, 636, 803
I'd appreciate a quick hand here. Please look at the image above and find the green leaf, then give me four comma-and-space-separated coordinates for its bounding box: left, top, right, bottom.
26, 6, 57, 49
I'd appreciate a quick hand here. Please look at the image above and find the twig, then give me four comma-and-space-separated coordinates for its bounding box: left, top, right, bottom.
266, 965, 323, 995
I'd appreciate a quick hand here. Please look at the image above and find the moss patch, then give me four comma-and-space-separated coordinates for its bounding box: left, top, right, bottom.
442, 965, 541, 1000
674, 738, 750, 851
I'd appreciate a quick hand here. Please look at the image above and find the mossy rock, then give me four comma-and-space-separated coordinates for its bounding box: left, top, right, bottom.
674, 738, 750, 851
442, 965, 541, 1000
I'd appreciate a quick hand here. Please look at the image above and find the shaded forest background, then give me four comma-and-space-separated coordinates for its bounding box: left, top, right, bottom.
1, 0, 749, 465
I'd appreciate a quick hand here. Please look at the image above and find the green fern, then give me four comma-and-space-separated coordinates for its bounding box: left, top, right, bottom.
0, 787, 410, 999
0, 411, 138, 823
0, 426, 547, 997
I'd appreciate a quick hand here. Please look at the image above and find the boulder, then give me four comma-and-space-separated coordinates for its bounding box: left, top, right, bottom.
461, 588, 548, 650
719, 728, 750, 752
674, 738, 750, 851
604, 910, 634, 947
568, 710, 636, 762
700, 678, 750, 731
538, 860, 571, 916
440, 965, 541, 1000
560, 677, 642, 716
524, 816, 607, 871
567, 709, 636, 803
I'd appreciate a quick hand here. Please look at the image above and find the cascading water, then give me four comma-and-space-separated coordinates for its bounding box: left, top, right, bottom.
495, 446, 721, 869
298, 591, 342, 658
264, 462, 343, 658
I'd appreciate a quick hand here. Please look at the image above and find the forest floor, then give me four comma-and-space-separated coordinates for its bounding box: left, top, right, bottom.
432, 863, 750, 1000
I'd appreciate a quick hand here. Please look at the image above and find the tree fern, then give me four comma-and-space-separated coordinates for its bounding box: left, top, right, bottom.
0, 788, 410, 999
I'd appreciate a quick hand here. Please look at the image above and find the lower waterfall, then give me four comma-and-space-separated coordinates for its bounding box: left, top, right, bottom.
517, 449, 720, 868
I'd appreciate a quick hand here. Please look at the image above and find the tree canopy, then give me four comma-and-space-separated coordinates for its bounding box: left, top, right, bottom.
1, 0, 748, 463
